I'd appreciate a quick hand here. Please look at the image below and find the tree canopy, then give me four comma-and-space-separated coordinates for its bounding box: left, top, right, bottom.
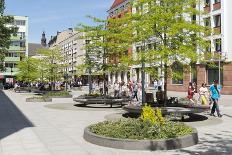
0, 0, 18, 70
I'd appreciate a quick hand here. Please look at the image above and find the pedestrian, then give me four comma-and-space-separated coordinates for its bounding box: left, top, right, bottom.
199, 83, 209, 105
209, 80, 222, 117
156, 86, 164, 105
193, 82, 197, 93
153, 80, 158, 90
113, 81, 119, 98
99, 82, 103, 95
133, 82, 139, 101
187, 82, 195, 104
158, 79, 163, 90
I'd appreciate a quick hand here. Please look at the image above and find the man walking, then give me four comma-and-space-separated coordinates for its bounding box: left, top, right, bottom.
209, 80, 222, 117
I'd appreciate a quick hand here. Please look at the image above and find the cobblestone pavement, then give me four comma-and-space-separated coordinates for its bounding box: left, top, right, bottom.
0, 90, 231, 155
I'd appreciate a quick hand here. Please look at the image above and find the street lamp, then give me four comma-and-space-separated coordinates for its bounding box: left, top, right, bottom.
64, 73, 68, 91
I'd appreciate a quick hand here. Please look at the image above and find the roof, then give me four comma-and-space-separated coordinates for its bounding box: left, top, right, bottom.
28, 43, 44, 57
110, 0, 127, 10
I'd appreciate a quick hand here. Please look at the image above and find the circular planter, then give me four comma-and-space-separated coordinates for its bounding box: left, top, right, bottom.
26, 98, 52, 102
84, 127, 198, 150
74, 96, 131, 108
49, 95, 73, 98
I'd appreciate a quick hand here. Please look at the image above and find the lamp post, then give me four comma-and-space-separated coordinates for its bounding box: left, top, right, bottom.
64, 73, 68, 91
10, 66, 13, 76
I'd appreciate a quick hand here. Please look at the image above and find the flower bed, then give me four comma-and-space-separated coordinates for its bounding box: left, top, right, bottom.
89, 119, 193, 140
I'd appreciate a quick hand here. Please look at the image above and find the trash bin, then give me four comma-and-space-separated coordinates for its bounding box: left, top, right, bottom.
145, 92, 154, 104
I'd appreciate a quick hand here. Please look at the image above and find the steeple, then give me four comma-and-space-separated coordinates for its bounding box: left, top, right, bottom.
41, 31, 47, 47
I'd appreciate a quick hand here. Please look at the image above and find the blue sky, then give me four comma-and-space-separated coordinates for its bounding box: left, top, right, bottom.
5, 0, 113, 43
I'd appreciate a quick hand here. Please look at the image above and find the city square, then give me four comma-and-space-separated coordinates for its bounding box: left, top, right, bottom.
0, 0, 232, 154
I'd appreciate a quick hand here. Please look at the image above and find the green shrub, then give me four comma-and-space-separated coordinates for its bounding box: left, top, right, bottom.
84, 93, 101, 97
43, 91, 70, 97
141, 104, 165, 125
89, 119, 193, 140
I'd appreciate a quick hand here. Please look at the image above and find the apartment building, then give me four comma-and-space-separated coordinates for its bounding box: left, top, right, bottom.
107, 0, 232, 94
107, 0, 132, 84
48, 28, 86, 81
167, 0, 232, 94
0, 16, 28, 85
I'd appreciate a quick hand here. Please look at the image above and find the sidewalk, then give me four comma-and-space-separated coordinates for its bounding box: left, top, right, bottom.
0, 90, 231, 155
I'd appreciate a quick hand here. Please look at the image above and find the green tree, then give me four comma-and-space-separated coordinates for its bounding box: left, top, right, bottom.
120, 0, 211, 104
76, 16, 130, 95
37, 48, 67, 89
16, 57, 39, 83
0, 0, 18, 70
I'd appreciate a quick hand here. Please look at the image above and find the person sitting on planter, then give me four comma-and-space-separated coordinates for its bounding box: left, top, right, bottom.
156, 86, 164, 105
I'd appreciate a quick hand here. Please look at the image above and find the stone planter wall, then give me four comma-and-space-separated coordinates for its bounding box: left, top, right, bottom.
49, 95, 73, 98
26, 98, 52, 102
84, 127, 198, 150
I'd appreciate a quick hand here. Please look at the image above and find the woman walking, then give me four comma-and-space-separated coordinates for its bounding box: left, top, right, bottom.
187, 82, 195, 104
199, 83, 209, 105
209, 80, 222, 117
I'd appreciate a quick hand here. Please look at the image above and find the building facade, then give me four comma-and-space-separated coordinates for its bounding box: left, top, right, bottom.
0, 16, 28, 85
48, 28, 86, 82
107, 0, 232, 94
167, 0, 232, 95
107, 0, 132, 84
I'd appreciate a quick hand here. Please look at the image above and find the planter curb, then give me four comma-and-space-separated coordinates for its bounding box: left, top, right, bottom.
83, 126, 198, 150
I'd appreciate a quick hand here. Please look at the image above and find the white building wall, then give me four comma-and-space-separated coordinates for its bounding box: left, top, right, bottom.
223, 0, 232, 61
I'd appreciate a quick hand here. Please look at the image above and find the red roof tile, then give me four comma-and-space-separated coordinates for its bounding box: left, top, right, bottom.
110, 0, 127, 10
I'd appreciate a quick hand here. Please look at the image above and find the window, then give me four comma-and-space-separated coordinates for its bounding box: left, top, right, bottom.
204, 17, 211, 27
206, 40, 211, 52
191, 64, 197, 83
16, 32, 25, 39
171, 62, 183, 85
205, 0, 210, 5
14, 20, 26, 26
5, 63, 17, 68
192, 15, 196, 22
214, 38, 221, 52
214, 0, 220, 3
121, 72, 124, 81
136, 46, 141, 52
214, 15, 221, 27
207, 64, 223, 85
5, 52, 20, 57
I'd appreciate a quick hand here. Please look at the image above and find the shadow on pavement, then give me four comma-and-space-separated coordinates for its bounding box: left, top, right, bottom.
173, 131, 232, 155
0, 90, 34, 140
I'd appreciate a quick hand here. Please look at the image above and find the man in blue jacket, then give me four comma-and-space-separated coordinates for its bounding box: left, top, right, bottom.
209, 80, 222, 117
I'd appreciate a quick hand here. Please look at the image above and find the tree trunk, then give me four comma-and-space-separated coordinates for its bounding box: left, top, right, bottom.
164, 63, 168, 107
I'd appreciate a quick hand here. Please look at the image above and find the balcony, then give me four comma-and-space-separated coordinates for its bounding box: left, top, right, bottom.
20, 47, 26, 51
10, 35, 25, 41
213, 2, 221, 11
4, 57, 20, 62
5, 67, 19, 73
204, 5, 210, 13
214, 26, 221, 35
8, 46, 20, 51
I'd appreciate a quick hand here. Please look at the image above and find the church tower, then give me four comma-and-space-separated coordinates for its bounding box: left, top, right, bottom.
41, 31, 47, 47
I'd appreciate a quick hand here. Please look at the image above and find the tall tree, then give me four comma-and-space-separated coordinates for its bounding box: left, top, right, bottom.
76, 16, 130, 95
120, 0, 211, 104
0, 0, 18, 70
37, 48, 67, 89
